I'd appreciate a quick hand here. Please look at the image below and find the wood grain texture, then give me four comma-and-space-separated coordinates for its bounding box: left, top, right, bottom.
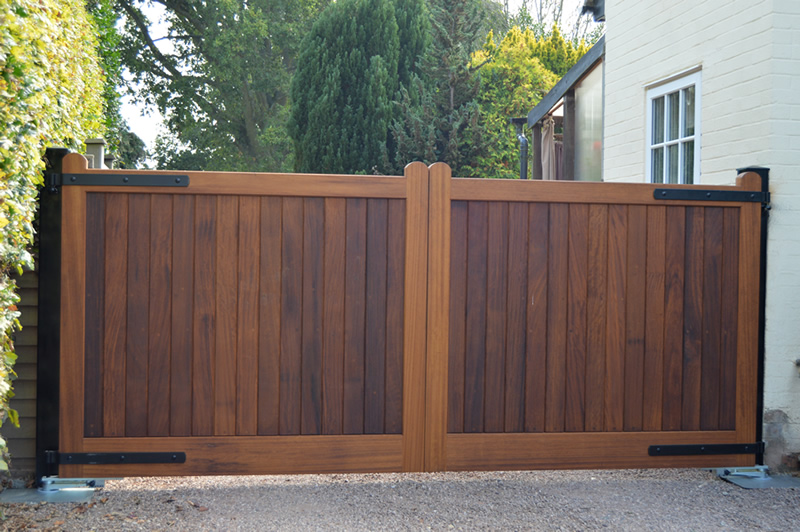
322, 198, 346, 435
84, 194, 104, 437
385, 199, 406, 435
484, 202, 508, 433
280, 197, 303, 435
464, 201, 488, 433
505, 202, 528, 433
525, 203, 549, 433
643, 206, 666, 431
720, 208, 739, 430
237, 197, 260, 436
171, 195, 194, 437
258, 197, 282, 435
192, 196, 216, 436
624, 205, 646, 432
682, 207, 704, 431
605, 205, 626, 432
302, 198, 324, 435
585, 204, 608, 432
343, 198, 367, 434
566, 204, 588, 432
103, 194, 127, 437
214, 196, 238, 436
546, 204, 568, 432
126, 194, 150, 437
365, 199, 388, 434
662, 207, 686, 431
447, 202, 468, 434
701, 208, 724, 431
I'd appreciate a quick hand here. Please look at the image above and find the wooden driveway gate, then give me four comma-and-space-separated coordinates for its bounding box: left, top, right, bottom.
38, 151, 767, 480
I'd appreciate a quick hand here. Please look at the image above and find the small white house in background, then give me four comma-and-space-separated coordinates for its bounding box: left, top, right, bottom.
533, 0, 800, 468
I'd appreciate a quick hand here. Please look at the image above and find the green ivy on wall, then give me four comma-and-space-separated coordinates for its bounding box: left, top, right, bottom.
0, 0, 105, 472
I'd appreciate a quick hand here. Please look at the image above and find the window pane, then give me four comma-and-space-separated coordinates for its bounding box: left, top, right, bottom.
682, 141, 694, 184
652, 97, 665, 144
668, 92, 680, 141
651, 147, 664, 183
683, 86, 695, 137
667, 144, 679, 184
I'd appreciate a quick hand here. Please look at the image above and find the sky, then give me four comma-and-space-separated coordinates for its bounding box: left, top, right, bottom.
119, 0, 590, 156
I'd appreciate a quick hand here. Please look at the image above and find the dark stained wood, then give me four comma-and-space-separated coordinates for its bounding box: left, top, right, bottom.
720, 208, 739, 430
448, 201, 468, 433
682, 207, 704, 431
126, 194, 150, 437
700, 208, 724, 431
585, 204, 608, 432
525, 203, 549, 433
662, 207, 686, 430
624, 205, 646, 432
464, 201, 488, 433
504, 202, 528, 433
605, 205, 626, 432
258, 197, 282, 435
237, 197, 260, 436
546, 204, 568, 432
280, 197, 303, 435
302, 198, 324, 435
214, 196, 238, 436
192, 196, 216, 436
84, 194, 104, 438
385, 199, 405, 434
643, 206, 666, 431
343, 198, 367, 434
566, 204, 588, 432
322, 198, 346, 435
485, 202, 508, 433
148, 194, 173, 437
171, 195, 194, 437
365, 199, 389, 434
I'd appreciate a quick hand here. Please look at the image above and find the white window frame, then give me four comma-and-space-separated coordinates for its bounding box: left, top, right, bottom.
645, 70, 701, 184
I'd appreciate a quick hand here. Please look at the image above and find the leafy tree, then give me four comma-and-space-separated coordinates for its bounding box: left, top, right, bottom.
118, 0, 328, 171
391, 0, 504, 175
470, 27, 558, 178
509, 0, 603, 44
289, 0, 428, 174
0, 0, 105, 471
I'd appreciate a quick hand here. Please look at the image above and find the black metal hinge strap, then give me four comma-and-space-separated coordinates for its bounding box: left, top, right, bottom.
47, 173, 190, 188
52, 452, 187, 465
648, 442, 765, 456
654, 189, 769, 204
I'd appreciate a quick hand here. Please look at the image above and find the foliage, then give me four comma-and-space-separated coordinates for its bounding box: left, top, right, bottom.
0, 0, 105, 469
119, 0, 329, 171
471, 27, 558, 178
391, 0, 503, 176
509, 0, 603, 45
86, 0, 123, 149
289, 0, 428, 174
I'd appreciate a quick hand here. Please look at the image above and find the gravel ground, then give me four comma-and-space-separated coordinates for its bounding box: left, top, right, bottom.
2, 469, 799, 531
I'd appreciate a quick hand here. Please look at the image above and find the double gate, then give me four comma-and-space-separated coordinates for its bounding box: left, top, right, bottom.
40, 151, 766, 479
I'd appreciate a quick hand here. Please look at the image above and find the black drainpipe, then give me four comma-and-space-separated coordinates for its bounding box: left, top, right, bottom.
738, 166, 770, 466
35, 147, 69, 485
510, 118, 528, 180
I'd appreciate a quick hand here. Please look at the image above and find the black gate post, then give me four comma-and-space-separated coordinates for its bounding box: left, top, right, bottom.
35, 147, 69, 485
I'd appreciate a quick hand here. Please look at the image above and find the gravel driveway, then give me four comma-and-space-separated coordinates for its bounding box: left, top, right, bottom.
2, 469, 799, 531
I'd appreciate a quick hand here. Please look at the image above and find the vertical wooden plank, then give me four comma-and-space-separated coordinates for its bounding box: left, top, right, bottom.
148, 194, 172, 437
302, 198, 324, 435
605, 204, 627, 432
682, 207, 704, 431
643, 206, 666, 431
448, 201, 468, 434
566, 204, 588, 432
425, 162, 450, 471
365, 199, 388, 434
280, 197, 303, 436
258, 197, 282, 435
322, 198, 346, 435
624, 205, 646, 432
343, 198, 367, 434
126, 194, 150, 437
385, 199, 406, 435
720, 208, 739, 430
103, 194, 127, 437
485, 202, 508, 433
402, 162, 429, 472
192, 196, 216, 436
546, 204, 568, 433
237, 197, 260, 436
84, 194, 104, 437
464, 201, 488, 433
59, 155, 88, 471
662, 206, 685, 430
585, 204, 607, 432
504, 202, 528, 433
700, 207, 724, 431
525, 203, 549, 433
214, 196, 238, 436
171, 195, 194, 436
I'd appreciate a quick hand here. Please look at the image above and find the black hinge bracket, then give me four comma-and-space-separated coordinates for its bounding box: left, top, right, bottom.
648, 442, 765, 457
654, 188, 770, 206
46, 173, 189, 192
47, 451, 186, 465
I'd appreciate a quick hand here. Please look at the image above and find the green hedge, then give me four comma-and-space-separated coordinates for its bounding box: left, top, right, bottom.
0, 0, 105, 471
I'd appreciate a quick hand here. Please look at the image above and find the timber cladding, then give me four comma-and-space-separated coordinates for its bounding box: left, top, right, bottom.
56, 153, 762, 477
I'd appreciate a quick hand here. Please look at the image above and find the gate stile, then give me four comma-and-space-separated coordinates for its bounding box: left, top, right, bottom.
41, 151, 766, 480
